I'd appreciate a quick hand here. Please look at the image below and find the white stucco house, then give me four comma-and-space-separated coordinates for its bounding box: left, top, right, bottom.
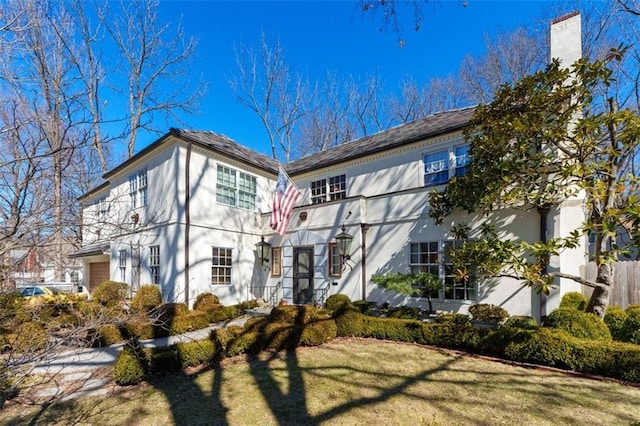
71, 13, 586, 321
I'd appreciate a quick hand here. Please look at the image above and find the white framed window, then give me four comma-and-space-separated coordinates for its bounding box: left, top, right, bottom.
149, 245, 160, 285
311, 174, 346, 204
328, 243, 342, 277
271, 247, 282, 277
119, 249, 127, 283
409, 240, 476, 301
455, 145, 470, 177
129, 168, 148, 209
96, 197, 109, 219
212, 247, 232, 285
216, 165, 257, 210
423, 151, 449, 186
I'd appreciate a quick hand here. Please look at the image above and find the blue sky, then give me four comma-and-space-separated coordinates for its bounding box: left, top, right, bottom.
148, 0, 561, 155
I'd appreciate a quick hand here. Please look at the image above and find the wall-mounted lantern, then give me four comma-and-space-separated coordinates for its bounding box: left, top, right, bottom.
334, 224, 353, 268
255, 235, 271, 269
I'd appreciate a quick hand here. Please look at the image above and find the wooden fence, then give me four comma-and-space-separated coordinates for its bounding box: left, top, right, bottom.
584, 261, 640, 308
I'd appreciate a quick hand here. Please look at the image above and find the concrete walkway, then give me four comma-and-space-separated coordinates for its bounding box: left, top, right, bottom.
27, 315, 253, 402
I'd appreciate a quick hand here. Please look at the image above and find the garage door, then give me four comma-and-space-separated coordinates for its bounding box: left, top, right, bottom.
89, 262, 110, 292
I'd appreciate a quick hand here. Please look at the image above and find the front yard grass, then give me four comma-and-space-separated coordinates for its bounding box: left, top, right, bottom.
3, 338, 640, 425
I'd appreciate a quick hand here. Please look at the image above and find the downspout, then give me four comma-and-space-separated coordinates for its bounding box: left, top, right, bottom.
360, 223, 370, 301
184, 141, 192, 307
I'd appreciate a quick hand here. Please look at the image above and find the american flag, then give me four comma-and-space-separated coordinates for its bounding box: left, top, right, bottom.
270, 167, 301, 236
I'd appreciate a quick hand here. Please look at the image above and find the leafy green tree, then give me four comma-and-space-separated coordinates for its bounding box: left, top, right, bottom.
371, 272, 442, 312
429, 52, 640, 318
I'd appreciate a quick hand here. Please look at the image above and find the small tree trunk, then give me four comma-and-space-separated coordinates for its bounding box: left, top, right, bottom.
586, 263, 613, 318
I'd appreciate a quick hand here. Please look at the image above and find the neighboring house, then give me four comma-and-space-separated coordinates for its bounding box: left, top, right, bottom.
3, 235, 83, 291
71, 13, 586, 321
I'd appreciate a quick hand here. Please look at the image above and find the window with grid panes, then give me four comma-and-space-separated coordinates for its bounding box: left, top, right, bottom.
212, 247, 232, 285
129, 169, 147, 208
311, 178, 327, 204
216, 165, 237, 207
455, 145, 470, 177
328, 243, 342, 277
424, 151, 449, 186
271, 247, 282, 277
410, 240, 477, 301
119, 249, 127, 283
328, 175, 346, 201
149, 246, 160, 285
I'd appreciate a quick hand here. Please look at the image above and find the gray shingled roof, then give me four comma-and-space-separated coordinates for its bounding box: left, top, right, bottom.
88, 106, 475, 199
171, 129, 281, 174
285, 106, 475, 175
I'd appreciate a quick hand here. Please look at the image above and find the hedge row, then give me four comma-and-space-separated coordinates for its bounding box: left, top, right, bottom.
334, 309, 640, 383
114, 305, 337, 384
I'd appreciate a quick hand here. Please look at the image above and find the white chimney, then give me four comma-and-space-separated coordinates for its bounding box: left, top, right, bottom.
550, 12, 582, 67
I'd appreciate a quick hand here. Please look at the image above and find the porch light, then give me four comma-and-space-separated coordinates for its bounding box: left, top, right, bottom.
334, 225, 353, 263
255, 235, 271, 267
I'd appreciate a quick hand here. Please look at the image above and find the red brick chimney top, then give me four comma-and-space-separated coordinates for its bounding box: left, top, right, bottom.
551, 11, 580, 26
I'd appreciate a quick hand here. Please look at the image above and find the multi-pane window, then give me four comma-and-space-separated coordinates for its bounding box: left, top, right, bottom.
149, 246, 160, 285
271, 247, 282, 277
311, 178, 327, 204
216, 165, 256, 210
212, 247, 232, 285
409, 240, 476, 301
119, 249, 127, 283
96, 197, 109, 219
424, 151, 449, 186
328, 243, 342, 277
311, 174, 346, 204
455, 145, 470, 177
443, 240, 475, 300
129, 169, 148, 208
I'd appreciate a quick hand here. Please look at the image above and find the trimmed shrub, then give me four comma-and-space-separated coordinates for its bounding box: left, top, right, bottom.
620, 309, 640, 344
559, 291, 588, 311
125, 316, 156, 340
193, 293, 220, 311
93, 281, 128, 307
226, 329, 262, 356
325, 294, 353, 311
435, 313, 472, 327
131, 285, 162, 313
388, 306, 420, 320
502, 315, 539, 330
626, 304, 640, 312
604, 306, 627, 341
114, 347, 146, 385
176, 340, 216, 368
145, 348, 181, 374
504, 328, 575, 368
352, 301, 375, 315
94, 324, 125, 346
544, 308, 611, 342
468, 304, 510, 324
299, 319, 338, 346
206, 305, 240, 323
169, 310, 209, 335
270, 305, 318, 324
12, 321, 48, 352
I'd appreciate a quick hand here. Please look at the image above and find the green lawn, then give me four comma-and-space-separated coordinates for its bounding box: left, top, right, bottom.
3, 338, 640, 425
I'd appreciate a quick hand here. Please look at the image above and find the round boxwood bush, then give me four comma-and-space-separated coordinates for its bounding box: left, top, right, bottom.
604, 305, 627, 341
131, 285, 162, 313
94, 324, 125, 346
544, 308, 611, 342
325, 294, 353, 311
12, 321, 48, 352
559, 291, 588, 311
193, 293, 220, 311
620, 309, 640, 344
502, 315, 539, 330
93, 281, 129, 307
468, 304, 510, 324
169, 310, 210, 334
114, 347, 146, 385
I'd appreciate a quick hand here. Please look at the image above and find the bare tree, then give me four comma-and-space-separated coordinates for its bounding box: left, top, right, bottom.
229, 32, 313, 162
103, 0, 206, 159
